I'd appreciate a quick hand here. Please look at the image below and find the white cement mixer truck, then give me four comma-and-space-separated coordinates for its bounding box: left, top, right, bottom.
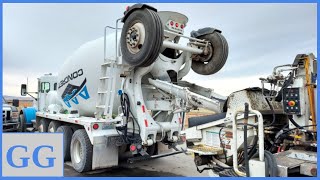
19, 4, 229, 173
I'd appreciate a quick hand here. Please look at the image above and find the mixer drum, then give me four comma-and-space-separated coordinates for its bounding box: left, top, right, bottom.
191, 28, 229, 75
57, 33, 121, 117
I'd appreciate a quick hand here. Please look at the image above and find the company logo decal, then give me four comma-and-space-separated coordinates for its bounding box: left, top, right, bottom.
58, 69, 83, 89
61, 78, 90, 108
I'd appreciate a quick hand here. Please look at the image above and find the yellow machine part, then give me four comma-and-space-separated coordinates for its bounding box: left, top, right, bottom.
304, 56, 317, 132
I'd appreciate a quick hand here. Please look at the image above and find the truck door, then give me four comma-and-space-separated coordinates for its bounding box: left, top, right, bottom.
38, 81, 50, 111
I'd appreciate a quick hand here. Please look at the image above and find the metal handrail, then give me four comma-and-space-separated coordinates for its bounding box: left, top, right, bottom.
232, 110, 264, 177
103, 19, 122, 61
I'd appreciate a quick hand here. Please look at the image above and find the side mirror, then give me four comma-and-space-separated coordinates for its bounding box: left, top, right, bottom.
21, 84, 27, 96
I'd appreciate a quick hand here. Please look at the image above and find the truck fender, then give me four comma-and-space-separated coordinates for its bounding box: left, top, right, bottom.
190, 27, 222, 38
20, 107, 37, 125
121, 3, 157, 23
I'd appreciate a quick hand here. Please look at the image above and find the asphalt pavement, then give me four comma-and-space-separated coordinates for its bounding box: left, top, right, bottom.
64, 153, 207, 177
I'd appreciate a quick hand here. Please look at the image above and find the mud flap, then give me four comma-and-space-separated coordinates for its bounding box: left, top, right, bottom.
92, 136, 119, 170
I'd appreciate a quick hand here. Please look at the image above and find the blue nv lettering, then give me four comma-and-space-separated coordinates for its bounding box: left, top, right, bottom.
6, 145, 56, 168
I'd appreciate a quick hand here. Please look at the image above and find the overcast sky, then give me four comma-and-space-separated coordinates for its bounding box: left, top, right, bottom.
3, 3, 317, 97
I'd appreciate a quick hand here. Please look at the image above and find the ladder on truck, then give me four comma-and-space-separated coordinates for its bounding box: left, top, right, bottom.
96, 60, 117, 119
96, 21, 123, 119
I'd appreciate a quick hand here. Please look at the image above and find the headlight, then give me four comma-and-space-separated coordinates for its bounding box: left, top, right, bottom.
12, 112, 19, 119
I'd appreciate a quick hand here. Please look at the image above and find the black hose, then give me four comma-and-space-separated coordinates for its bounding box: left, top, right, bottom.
215, 163, 232, 169
237, 123, 258, 127
129, 109, 141, 135
219, 127, 228, 163
264, 152, 273, 176
195, 165, 221, 173
120, 93, 141, 143
120, 93, 130, 143
264, 98, 276, 127
181, 112, 185, 131
243, 103, 250, 177
275, 124, 317, 142
247, 135, 258, 160
270, 124, 317, 150
265, 151, 278, 176
252, 151, 277, 177
288, 116, 301, 128
243, 126, 249, 177
275, 72, 294, 102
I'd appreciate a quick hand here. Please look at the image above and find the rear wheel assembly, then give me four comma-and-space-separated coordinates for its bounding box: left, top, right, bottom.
18, 114, 26, 132
71, 129, 93, 173
121, 8, 163, 67
191, 32, 228, 75
38, 118, 50, 132
57, 126, 73, 161
48, 120, 61, 132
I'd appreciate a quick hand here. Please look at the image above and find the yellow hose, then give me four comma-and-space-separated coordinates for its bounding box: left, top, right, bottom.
304, 57, 317, 132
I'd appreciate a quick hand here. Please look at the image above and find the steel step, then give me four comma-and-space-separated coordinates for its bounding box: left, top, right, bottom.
100, 76, 110, 80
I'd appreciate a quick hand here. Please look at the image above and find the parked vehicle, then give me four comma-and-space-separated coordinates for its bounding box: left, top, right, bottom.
20, 4, 229, 173
184, 54, 317, 177
2, 97, 20, 132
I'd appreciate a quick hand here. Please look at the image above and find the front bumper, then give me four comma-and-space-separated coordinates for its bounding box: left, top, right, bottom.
3, 122, 19, 132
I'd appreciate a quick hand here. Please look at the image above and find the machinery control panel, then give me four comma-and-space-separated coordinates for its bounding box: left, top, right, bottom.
283, 88, 301, 115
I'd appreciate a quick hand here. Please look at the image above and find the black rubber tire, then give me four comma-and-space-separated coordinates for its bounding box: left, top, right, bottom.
70, 125, 82, 133
57, 126, 73, 161
18, 114, 26, 132
48, 120, 61, 133
39, 118, 50, 132
146, 143, 157, 155
70, 129, 93, 173
121, 8, 163, 67
191, 32, 228, 75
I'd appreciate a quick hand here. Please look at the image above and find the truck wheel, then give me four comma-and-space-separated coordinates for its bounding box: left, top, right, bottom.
38, 118, 50, 132
147, 143, 157, 155
18, 114, 26, 132
121, 8, 163, 67
57, 126, 73, 161
70, 125, 82, 132
71, 129, 93, 172
48, 121, 61, 133
191, 32, 228, 75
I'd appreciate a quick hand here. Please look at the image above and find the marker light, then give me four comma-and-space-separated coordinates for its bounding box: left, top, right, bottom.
93, 123, 99, 130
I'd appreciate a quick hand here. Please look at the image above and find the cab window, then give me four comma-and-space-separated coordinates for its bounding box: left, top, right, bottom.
54, 83, 57, 90
41, 82, 50, 93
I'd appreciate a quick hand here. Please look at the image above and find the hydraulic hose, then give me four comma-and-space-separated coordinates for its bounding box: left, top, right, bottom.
212, 156, 231, 169
288, 116, 301, 128
252, 151, 277, 177
239, 136, 258, 165
243, 103, 250, 177
264, 98, 276, 127
264, 151, 278, 176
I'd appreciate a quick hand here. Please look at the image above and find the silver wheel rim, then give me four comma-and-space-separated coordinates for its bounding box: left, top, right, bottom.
73, 140, 82, 164
49, 126, 55, 132
39, 124, 43, 132
126, 22, 146, 54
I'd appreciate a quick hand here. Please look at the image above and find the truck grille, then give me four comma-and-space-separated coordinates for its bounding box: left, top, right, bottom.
3, 110, 11, 121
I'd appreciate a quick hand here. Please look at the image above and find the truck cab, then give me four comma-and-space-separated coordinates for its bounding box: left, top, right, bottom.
36, 73, 58, 112
20, 73, 58, 131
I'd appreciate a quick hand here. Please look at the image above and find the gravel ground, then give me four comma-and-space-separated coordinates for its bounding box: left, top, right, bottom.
64, 153, 208, 177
